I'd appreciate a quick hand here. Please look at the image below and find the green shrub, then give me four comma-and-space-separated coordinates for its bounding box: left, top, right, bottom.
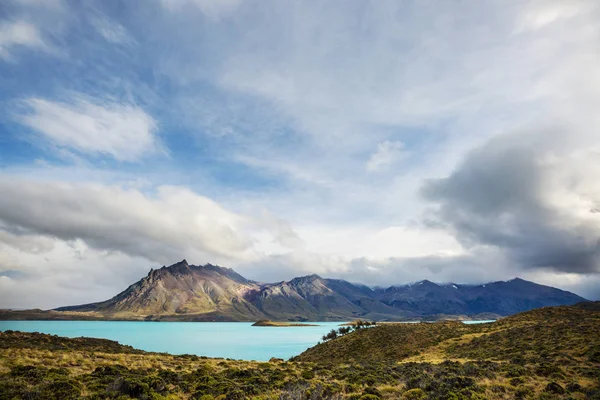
510, 377, 525, 386
566, 382, 583, 393
402, 388, 426, 399
543, 382, 565, 394
490, 384, 509, 393
362, 386, 381, 397
40, 379, 81, 400
506, 365, 528, 378
535, 364, 564, 378
301, 369, 315, 380
514, 385, 534, 399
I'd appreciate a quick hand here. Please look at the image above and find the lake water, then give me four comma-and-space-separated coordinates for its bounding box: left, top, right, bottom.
0, 321, 344, 361
461, 320, 496, 324
0, 319, 496, 360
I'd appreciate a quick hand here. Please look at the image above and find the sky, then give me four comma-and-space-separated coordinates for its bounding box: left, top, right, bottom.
1, 0, 599, 309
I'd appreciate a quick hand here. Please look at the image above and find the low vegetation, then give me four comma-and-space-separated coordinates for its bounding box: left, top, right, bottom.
0, 303, 598, 399
339, 320, 377, 327
321, 321, 376, 342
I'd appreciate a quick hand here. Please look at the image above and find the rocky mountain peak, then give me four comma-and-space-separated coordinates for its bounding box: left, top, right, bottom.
167, 259, 190, 270
57, 261, 588, 321
147, 259, 191, 279
290, 274, 323, 283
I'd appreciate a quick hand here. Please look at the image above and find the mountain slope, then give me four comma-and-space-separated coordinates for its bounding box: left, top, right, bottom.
293, 301, 600, 366
47, 260, 589, 321
373, 277, 585, 316
57, 260, 266, 321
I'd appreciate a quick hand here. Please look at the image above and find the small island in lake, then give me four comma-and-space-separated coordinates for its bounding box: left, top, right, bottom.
251, 319, 319, 327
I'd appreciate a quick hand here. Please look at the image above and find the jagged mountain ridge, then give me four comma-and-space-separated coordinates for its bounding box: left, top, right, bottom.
56, 260, 587, 321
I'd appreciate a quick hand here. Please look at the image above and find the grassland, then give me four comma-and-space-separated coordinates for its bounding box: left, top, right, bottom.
0, 302, 598, 399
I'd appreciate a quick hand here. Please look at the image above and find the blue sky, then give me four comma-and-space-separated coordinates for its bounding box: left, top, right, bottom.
1, 0, 600, 308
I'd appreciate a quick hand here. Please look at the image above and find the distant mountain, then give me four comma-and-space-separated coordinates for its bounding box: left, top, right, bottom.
48, 260, 587, 321
372, 277, 585, 316
56, 260, 266, 321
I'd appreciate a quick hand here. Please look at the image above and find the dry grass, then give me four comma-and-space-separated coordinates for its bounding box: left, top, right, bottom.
1, 303, 599, 399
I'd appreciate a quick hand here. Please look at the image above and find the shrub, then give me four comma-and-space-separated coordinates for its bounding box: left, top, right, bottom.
225, 389, 245, 400
566, 382, 583, 393
107, 377, 150, 398
544, 382, 565, 394
40, 379, 82, 400
362, 386, 381, 397
509, 377, 525, 386
490, 384, 509, 393
535, 364, 564, 378
506, 365, 528, 378
301, 369, 315, 380
402, 388, 426, 399
322, 329, 339, 342
514, 385, 534, 399
588, 349, 600, 363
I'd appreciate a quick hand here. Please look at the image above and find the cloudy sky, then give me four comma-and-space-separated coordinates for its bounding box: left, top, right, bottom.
1, 0, 599, 308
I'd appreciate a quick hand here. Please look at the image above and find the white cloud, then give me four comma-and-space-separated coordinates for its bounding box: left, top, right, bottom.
0, 20, 47, 59
0, 231, 55, 254
0, 177, 256, 263
366, 140, 405, 172
17, 95, 162, 162
91, 17, 135, 46
0, 175, 314, 267
516, 0, 585, 31
0, 240, 153, 309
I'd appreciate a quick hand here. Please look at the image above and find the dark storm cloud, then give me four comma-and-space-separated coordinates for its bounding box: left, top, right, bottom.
421, 132, 600, 274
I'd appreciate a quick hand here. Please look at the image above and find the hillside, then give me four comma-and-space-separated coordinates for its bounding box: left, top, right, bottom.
294, 302, 600, 365
1, 260, 586, 322
55, 260, 267, 321
1, 303, 599, 399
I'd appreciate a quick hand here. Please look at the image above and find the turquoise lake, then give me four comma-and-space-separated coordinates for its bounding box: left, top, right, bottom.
461, 320, 496, 324
0, 321, 345, 361
0, 320, 496, 361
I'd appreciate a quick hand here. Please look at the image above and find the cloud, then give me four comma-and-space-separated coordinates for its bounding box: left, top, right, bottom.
422, 127, 600, 274
0, 177, 260, 264
16, 94, 162, 162
234, 245, 515, 288
256, 210, 306, 250
0, 241, 154, 309
366, 141, 405, 172
2, 0, 600, 307
0, 20, 48, 60
0, 230, 55, 254
91, 17, 135, 46
516, 0, 585, 31
0, 175, 311, 267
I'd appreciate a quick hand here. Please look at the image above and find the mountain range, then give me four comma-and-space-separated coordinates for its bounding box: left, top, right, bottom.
50, 260, 586, 321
